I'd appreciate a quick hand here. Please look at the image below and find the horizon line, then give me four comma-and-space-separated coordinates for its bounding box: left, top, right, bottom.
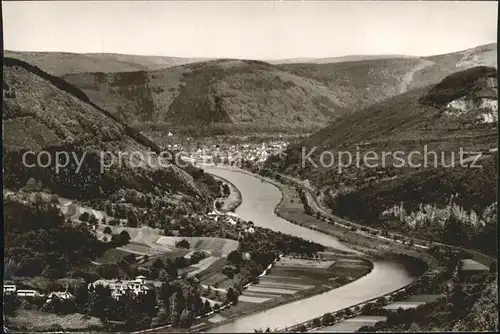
4, 42, 497, 61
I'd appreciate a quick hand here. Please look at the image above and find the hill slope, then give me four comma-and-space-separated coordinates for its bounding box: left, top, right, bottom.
279, 43, 497, 112
265, 66, 498, 255
9, 44, 495, 134
62, 59, 350, 132
4, 50, 210, 76
3, 57, 215, 203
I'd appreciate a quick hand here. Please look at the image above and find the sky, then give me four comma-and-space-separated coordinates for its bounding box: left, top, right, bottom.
3, 1, 498, 59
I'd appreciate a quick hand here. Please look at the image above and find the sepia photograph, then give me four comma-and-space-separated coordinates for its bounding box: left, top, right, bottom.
2, 0, 498, 332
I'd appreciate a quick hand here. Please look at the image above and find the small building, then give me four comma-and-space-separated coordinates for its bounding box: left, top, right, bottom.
3, 284, 17, 294
17, 289, 43, 298
47, 291, 74, 300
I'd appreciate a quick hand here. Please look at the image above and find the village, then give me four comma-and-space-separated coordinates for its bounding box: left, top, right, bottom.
163, 140, 289, 167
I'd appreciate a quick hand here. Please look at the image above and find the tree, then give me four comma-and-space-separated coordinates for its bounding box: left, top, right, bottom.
89, 214, 99, 225
489, 261, 497, 274
175, 239, 190, 249
222, 265, 236, 279
86, 284, 113, 320
123, 253, 136, 264
74, 284, 89, 312
127, 211, 139, 227
103, 226, 112, 234
3, 294, 21, 316
108, 219, 120, 226
116, 230, 131, 245
203, 300, 212, 314
312, 317, 322, 327
228, 250, 242, 265
79, 212, 90, 222
165, 260, 178, 278
226, 287, 238, 305
222, 184, 230, 196
322, 312, 335, 326
34, 193, 44, 204
41, 296, 76, 315
442, 216, 468, 246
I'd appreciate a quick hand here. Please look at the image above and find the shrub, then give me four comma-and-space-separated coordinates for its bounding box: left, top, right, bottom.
79, 212, 90, 222
175, 239, 190, 249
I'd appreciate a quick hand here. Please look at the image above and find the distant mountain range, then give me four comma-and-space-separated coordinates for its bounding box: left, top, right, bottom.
5, 43, 497, 134
267, 54, 417, 65
4, 50, 212, 76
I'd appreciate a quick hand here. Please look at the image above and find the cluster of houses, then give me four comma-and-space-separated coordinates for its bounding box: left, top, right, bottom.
3, 284, 73, 301
3, 276, 155, 302
88, 275, 155, 299
181, 141, 288, 166
207, 211, 255, 234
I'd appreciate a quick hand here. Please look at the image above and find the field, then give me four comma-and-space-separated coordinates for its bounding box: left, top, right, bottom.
6, 309, 104, 331
155, 236, 239, 257
313, 315, 388, 332
94, 226, 239, 281
406, 294, 442, 303
196, 255, 373, 331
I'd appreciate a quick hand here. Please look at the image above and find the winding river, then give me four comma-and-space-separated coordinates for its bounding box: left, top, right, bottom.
204, 167, 417, 332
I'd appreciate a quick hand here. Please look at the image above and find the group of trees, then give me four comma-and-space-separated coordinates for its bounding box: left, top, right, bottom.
327, 156, 497, 256
3, 199, 130, 279
4, 200, 107, 278
22, 278, 220, 331
147, 251, 206, 281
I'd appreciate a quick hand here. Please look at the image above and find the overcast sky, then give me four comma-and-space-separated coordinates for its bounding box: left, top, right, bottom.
3, 1, 497, 59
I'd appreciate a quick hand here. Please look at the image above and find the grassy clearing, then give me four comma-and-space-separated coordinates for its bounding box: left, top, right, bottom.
156, 236, 239, 257
96, 247, 132, 264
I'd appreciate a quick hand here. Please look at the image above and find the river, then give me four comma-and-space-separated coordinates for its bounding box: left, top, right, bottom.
204, 167, 417, 332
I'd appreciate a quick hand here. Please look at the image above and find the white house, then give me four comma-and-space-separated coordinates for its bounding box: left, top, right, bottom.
89, 276, 150, 299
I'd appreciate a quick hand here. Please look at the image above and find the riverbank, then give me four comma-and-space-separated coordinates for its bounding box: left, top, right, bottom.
210, 174, 242, 213
201, 166, 418, 332
192, 167, 375, 332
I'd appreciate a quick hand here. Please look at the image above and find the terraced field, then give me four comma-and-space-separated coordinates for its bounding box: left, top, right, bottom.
95, 226, 239, 280
155, 236, 239, 257
235, 256, 372, 305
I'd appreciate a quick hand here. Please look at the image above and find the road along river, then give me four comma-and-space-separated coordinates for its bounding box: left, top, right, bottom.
204, 167, 417, 332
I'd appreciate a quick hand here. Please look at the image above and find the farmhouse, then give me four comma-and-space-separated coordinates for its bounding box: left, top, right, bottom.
89, 275, 152, 299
